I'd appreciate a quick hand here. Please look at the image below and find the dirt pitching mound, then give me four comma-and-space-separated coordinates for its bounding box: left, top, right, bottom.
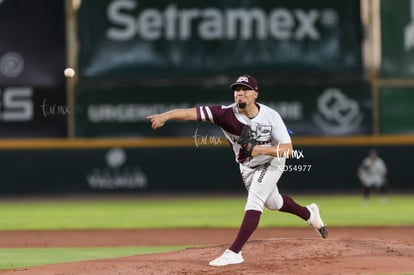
6, 238, 414, 275
2, 227, 414, 275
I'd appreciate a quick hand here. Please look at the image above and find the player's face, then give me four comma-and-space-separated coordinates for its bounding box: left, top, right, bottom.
233, 85, 258, 108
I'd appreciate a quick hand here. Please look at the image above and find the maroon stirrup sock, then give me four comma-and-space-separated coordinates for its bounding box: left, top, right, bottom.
229, 210, 262, 253
279, 194, 310, 220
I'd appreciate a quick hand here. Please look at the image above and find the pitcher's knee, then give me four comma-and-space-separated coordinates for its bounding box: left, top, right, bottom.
245, 193, 265, 212
264, 194, 283, 211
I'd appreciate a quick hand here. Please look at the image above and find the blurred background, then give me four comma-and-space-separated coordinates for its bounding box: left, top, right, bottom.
0, 0, 413, 196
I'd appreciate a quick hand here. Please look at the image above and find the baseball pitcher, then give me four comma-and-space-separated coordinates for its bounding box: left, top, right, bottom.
147, 74, 328, 267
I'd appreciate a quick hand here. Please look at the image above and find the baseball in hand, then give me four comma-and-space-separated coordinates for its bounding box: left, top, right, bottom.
64, 68, 75, 78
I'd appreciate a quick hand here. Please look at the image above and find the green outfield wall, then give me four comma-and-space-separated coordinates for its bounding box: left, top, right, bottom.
380, 0, 414, 77
380, 86, 414, 134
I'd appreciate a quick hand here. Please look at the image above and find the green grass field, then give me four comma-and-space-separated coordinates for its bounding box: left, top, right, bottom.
0, 194, 413, 270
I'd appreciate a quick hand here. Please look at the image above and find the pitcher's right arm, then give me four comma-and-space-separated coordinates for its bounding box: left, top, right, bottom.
147, 108, 198, 129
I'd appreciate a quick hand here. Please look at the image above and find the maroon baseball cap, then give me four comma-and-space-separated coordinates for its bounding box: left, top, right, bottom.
230, 75, 258, 91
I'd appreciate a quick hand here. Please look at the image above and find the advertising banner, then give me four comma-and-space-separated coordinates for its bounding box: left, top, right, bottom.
380, 0, 414, 77
380, 86, 414, 134
0, 147, 241, 195
75, 80, 372, 137
0, 144, 412, 195
0, 0, 66, 87
0, 87, 67, 137
77, 0, 362, 79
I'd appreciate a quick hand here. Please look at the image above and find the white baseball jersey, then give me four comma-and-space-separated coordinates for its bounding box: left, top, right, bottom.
197, 103, 291, 168
358, 157, 387, 187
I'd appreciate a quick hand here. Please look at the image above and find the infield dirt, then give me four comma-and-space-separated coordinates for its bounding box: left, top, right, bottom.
0, 226, 413, 274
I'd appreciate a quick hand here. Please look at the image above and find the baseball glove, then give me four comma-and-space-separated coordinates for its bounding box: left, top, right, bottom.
239, 125, 258, 157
